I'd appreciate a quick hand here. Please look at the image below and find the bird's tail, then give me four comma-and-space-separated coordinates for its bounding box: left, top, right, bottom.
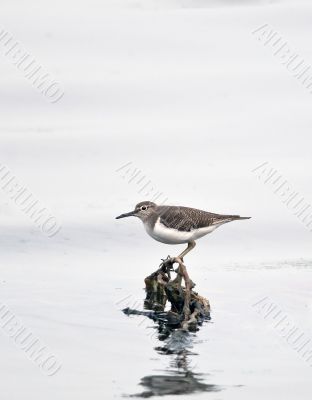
214, 215, 251, 225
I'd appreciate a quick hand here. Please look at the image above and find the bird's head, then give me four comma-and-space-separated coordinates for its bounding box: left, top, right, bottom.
115, 201, 157, 222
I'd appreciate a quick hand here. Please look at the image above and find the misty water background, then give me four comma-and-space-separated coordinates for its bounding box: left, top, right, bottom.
0, 0, 311, 399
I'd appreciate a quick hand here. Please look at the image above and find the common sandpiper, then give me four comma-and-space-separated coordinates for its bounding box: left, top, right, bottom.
116, 201, 251, 259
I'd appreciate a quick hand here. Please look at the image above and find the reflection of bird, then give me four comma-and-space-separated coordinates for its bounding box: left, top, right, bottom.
131, 330, 221, 397
134, 372, 220, 397
116, 201, 250, 259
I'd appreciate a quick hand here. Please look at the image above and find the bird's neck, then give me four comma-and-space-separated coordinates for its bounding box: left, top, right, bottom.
141, 211, 159, 230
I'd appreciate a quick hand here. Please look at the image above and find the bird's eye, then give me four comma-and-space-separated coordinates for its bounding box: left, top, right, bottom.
141, 206, 147, 211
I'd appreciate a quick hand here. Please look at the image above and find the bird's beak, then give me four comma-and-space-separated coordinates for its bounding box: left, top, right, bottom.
115, 210, 136, 219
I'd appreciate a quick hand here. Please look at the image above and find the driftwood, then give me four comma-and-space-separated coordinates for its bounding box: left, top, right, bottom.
124, 256, 210, 333
144, 256, 210, 331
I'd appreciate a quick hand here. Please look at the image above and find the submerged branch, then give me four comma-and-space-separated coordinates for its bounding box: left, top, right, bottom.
142, 255, 210, 333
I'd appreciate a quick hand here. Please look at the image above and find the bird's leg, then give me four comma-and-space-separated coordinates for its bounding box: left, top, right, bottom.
177, 240, 196, 260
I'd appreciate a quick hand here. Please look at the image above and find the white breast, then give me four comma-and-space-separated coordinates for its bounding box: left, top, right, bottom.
144, 217, 218, 245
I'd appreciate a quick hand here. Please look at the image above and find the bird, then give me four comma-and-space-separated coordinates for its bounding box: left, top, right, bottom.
116, 201, 251, 260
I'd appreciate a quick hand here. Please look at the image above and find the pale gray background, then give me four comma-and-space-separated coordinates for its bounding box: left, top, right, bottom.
0, 1, 311, 399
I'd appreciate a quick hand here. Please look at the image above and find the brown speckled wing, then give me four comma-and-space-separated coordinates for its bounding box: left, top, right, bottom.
156, 206, 237, 232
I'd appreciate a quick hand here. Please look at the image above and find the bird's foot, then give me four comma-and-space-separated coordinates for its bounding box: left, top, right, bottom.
159, 255, 175, 272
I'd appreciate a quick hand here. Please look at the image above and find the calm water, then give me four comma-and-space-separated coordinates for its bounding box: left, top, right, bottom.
107, 260, 312, 399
